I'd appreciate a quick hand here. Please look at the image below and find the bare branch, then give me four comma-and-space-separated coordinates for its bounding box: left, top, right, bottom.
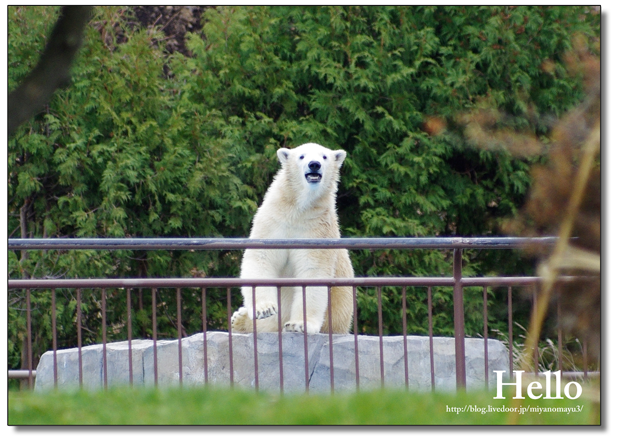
8, 6, 93, 135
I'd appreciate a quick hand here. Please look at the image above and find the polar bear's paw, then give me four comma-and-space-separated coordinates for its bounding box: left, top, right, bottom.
283, 320, 321, 334
231, 307, 249, 332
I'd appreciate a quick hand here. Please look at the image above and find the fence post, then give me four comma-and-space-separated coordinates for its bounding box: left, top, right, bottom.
453, 249, 466, 389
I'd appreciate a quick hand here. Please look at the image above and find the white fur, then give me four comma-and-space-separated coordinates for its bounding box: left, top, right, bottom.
232, 143, 354, 334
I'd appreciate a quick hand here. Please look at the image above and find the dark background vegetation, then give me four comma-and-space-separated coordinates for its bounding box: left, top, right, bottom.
8, 6, 600, 374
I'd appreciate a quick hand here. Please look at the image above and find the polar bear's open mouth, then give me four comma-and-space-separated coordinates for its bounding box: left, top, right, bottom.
305, 173, 322, 183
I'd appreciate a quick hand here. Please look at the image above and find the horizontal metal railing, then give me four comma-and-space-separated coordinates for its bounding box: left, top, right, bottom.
9, 237, 594, 392
10, 275, 580, 290
8, 370, 37, 380
8, 236, 558, 251
9, 277, 457, 289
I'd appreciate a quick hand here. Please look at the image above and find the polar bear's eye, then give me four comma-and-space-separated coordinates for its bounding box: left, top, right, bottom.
300, 155, 304, 160
323, 155, 327, 160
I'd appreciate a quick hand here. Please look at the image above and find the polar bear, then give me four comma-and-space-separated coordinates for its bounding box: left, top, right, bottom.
231, 143, 354, 334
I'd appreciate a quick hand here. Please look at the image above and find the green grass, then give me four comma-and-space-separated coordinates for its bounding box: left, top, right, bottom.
8, 386, 600, 426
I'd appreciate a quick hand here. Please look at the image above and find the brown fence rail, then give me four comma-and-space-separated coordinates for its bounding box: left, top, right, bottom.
8, 237, 594, 392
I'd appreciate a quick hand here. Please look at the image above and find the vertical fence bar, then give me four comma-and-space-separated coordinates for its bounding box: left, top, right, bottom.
102, 289, 108, 389
401, 286, 409, 390
328, 286, 335, 394
557, 297, 563, 379
353, 287, 360, 391
277, 286, 283, 394
508, 286, 513, 377
483, 286, 489, 389
126, 288, 133, 386
252, 286, 259, 392
138, 288, 144, 338
583, 339, 588, 380
532, 286, 538, 376
77, 288, 83, 389
227, 287, 234, 388
427, 287, 435, 391
25, 289, 33, 389
51, 289, 58, 388
152, 288, 158, 387
303, 286, 309, 393
202, 288, 208, 385
453, 249, 466, 389
377, 286, 385, 388
177, 288, 183, 387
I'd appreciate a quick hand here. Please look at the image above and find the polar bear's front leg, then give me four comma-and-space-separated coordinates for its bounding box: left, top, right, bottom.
239, 249, 286, 322
283, 249, 336, 333
284, 285, 328, 334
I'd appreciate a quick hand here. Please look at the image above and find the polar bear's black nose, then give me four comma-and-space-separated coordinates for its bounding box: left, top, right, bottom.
308, 161, 321, 172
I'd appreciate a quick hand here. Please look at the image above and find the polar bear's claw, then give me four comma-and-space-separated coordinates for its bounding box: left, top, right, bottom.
283, 321, 304, 333
283, 320, 321, 334
253, 303, 277, 320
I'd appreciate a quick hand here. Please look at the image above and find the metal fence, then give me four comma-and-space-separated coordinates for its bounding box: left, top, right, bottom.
8, 237, 595, 392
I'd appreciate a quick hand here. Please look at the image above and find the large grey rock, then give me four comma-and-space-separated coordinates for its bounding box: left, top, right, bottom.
35, 332, 509, 393
308, 335, 509, 392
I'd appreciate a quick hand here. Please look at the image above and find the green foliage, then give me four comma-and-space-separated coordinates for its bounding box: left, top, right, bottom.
8, 6, 600, 371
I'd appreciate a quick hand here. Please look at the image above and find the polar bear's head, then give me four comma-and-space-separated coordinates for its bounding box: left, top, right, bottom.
277, 143, 347, 194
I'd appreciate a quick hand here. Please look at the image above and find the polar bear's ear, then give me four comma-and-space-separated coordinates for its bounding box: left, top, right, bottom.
334, 150, 347, 168
277, 148, 291, 165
